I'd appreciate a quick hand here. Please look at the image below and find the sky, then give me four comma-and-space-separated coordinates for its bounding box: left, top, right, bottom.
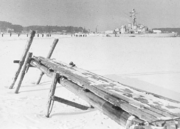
0, 0, 180, 31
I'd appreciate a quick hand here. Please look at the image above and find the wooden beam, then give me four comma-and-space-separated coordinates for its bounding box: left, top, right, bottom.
15, 52, 33, 93
36, 39, 59, 84
53, 96, 91, 110
46, 73, 58, 117
47, 39, 59, 59
9, 31, 36, 89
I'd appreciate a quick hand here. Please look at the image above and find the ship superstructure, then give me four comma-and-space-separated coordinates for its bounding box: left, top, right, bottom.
111, 9, 177, 37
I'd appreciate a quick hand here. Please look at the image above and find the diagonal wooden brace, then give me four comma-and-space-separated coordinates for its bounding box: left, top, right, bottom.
52, 96, 91, 110
15, 52, 33, 93
36, 39, 59, 85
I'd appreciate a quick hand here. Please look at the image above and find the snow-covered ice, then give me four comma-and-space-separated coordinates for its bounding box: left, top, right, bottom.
0, 35, 180, 129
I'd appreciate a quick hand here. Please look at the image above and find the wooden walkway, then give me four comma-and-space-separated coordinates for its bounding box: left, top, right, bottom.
31, 56, 180, 124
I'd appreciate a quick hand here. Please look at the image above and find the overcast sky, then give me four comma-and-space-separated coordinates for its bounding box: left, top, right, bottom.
0, 0, 179, 31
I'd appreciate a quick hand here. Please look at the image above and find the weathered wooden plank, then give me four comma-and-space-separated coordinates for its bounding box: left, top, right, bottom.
93, 84, 177, 118
30, 56, 180, 124
30, 57, 180, 128
35, 57, 180, 121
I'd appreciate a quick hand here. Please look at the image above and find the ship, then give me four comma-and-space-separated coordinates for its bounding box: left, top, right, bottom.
108, 9, 177, 37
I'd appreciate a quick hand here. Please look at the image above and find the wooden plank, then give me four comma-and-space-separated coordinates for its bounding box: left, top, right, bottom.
30, 57, 180, 128
33, 57, 180, 122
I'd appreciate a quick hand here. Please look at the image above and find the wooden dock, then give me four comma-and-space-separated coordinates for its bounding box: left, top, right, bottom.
30, 56, 180, 128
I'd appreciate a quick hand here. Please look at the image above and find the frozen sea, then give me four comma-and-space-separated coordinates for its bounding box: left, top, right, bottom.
0, 34, 180, 129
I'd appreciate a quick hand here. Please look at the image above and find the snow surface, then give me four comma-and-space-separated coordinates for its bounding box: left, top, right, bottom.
0, 34, 180, 129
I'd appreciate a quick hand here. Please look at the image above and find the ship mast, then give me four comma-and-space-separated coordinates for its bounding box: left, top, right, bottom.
130, 9, 137, 26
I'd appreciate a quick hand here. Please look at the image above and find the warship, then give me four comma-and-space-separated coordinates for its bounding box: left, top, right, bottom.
110, 9, 177, 37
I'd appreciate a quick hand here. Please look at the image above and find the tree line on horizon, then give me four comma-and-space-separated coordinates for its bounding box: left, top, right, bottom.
0, 21, 179, 35
153, 28, 180, 35
0, 21, 89, 34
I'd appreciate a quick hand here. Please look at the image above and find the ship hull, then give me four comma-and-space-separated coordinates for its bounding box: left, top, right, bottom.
112, 33, 177, 37
107, 33, 177, 37
134, 33, 177, 37
108, 34, 135, 37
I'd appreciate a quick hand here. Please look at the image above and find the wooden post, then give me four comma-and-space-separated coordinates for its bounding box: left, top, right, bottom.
46, 73, 59, 117
15, 52, 33, 93
36, 39, 59, 84
46, 39, 59, 59
9, 31, 36, 89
